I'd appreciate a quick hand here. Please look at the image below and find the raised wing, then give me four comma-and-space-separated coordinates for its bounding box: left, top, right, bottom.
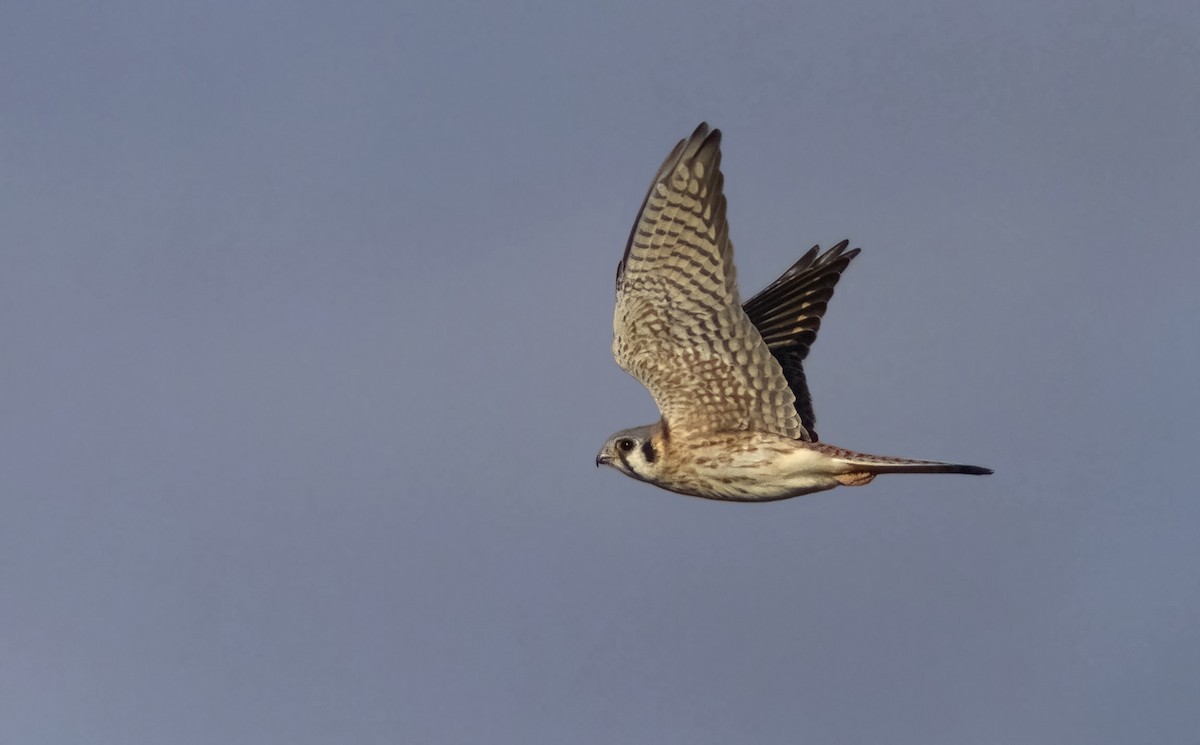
612, 123, 805, 439
742, 241, 860, 441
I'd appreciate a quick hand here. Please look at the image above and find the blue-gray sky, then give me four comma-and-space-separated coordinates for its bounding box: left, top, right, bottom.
3, 1, 1198, 743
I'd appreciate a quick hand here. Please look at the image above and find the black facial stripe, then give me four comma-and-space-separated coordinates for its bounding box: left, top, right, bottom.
641, 438, 657, 464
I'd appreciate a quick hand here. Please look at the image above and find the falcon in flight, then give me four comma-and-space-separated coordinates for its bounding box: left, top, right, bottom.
596, 123, 991, 501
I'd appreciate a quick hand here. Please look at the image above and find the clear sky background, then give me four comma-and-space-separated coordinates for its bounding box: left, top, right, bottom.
3, 1, 1198, 743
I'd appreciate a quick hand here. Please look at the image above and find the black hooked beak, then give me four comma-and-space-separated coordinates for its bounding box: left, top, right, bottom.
596, 452, 611, 467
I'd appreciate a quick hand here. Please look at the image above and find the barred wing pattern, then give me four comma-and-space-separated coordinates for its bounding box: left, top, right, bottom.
743, 241, 860, 441
612, 123, 805, 440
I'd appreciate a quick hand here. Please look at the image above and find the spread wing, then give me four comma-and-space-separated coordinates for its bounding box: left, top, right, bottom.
612, 123, 805, 439
742, 241, 860, 441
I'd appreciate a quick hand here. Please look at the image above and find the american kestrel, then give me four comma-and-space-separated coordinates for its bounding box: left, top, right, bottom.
596, 123, 991, 502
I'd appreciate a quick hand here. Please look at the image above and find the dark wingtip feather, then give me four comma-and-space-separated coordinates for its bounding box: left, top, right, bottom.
740, 241, 864, 440
619, 124, 719, 284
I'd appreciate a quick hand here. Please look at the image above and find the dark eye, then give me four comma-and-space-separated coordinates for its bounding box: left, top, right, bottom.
617, 438, 636, 452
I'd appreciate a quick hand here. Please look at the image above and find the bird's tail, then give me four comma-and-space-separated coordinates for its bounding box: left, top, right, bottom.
820, 445, 992, 486
857, 458, 993, 476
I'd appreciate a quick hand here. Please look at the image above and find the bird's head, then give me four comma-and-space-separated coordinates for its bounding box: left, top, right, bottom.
596, 424, 662, 483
